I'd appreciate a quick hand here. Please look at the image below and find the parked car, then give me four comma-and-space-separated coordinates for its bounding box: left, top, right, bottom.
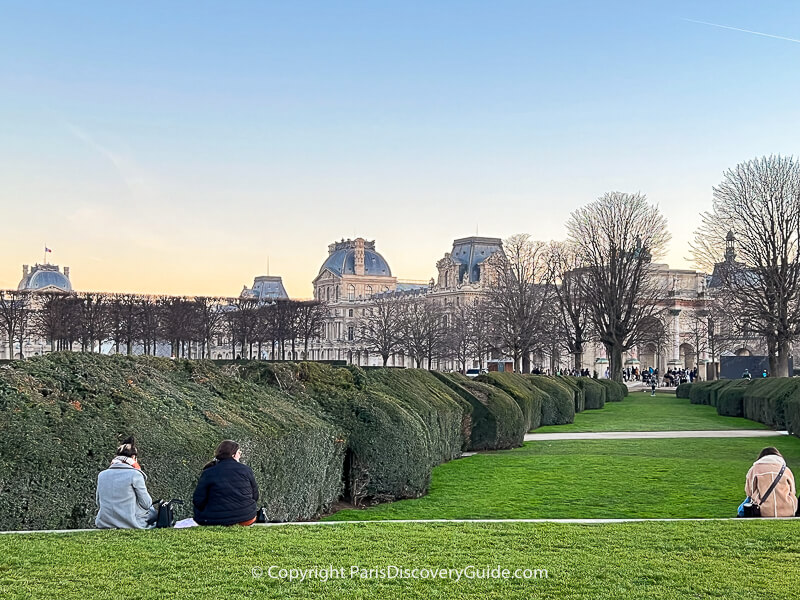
465, 368, 486, 378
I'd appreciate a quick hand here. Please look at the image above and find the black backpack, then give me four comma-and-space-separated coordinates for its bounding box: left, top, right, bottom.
155, 499, 184, 528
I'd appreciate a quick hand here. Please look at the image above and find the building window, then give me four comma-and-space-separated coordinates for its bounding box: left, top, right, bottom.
366, 285, 373, 299
348, 284, 355, 301
348, 309, 354, 317
348, 326, 355, 341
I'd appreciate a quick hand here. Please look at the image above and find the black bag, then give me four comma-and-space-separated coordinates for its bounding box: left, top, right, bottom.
741, 500, 760, 518
741, 464, 785, 518
255, 507, 268, 524
155, 499, 184, 528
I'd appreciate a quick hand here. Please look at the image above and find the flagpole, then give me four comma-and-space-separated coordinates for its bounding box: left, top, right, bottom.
44, 244, 47, 265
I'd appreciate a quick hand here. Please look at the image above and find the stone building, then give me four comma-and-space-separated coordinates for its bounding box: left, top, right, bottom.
305, 236, 503, 368
1, 263, 75, 358
240, 275, 289, 301
18, 263, 73, 292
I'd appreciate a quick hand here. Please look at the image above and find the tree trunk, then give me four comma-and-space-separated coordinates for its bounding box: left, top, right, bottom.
607, 343, 624, 382
573, 348, 583, 372
777, 339, 791, 377
382, 353, 389, 366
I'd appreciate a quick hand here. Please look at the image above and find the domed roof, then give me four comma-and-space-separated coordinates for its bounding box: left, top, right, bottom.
18, 265, 73, 292
319, 239, 392, 278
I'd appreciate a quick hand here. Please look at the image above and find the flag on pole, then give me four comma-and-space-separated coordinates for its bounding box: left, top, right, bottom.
45, 247, 52, 253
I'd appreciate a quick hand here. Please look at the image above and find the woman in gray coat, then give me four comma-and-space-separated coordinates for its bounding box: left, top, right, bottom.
95, 437, 158, 529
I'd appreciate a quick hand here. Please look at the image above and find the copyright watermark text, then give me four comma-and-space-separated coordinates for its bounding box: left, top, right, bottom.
251, 564, 548, 583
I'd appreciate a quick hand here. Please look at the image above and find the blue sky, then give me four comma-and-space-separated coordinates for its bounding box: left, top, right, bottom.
2, 1, 799, 296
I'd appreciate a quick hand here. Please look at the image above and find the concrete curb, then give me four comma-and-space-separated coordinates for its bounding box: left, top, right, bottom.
3, 517, 799, 535
524, 430, 789, 441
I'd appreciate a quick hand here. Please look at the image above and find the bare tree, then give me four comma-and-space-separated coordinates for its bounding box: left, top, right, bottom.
34, 292, 75, 352
400, 295, 447, 369
0, 290, 32, 359
76, 292, 110, 353
467, 299, 492, 370
445, 302, 472, 373
359, 293, 405, 366
546, 241, 594, 371
138, 296, 160, 355
194, 296, 225, 359
692, 156, 800, 377
484, 234, 552, 373
295, 300, 326, 359
567, 192, 671, 382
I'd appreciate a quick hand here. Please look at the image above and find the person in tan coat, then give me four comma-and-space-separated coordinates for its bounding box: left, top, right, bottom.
745, 447, 798, 518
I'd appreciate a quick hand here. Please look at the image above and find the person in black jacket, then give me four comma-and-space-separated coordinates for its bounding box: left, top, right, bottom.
193, 440, 259, 526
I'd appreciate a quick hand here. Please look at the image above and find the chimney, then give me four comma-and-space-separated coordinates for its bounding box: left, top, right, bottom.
23, 265, 29, 278
354, 238, 365, 276
64, 266, 70, 279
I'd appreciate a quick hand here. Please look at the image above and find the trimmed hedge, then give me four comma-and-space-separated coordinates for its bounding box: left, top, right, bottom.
688, 380, 735, 406
432, 373, 526, 451
597, 379, 626, 403
675, 383, 693, 399
786, 392, 800, 437
740, 378, 800, 430
527, 376, 575, 426
564, 377, 606, 410
716, 381, 752, 418
0, 354, 345, 530
557, 377, 585, 413
242, 362, 467, 506
678, 377, 800, 438
475, 372, 544, 431
2, 355, 521, 530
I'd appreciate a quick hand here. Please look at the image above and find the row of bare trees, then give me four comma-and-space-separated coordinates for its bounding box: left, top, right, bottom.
357, 293, 493, 369
0, 290, 326, 361
693, 155, 800, 377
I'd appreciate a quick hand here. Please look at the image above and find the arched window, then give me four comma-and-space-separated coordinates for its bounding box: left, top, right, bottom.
366, 285, 373, 299
348, 284, 355, 301
326, 287, 331, 301
444, 271, 450, 288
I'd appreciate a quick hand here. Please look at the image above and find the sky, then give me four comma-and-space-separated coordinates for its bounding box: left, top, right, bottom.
2, 1, 800, 297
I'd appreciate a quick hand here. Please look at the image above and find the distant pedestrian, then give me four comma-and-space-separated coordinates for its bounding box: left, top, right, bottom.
742, 369, 752, 380
650, 378, 657, 396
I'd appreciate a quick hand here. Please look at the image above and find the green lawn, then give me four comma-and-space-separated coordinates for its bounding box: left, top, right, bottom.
2, 521, 799, 599
325, 436, 800, 520
534, 392, 769, 432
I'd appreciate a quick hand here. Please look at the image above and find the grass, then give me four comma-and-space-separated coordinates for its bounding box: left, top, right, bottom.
325, 436, 800, 520
534, 392, 770, 433
2, 521, 800, 599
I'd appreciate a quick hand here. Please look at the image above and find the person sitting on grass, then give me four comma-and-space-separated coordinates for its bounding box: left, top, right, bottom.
745, 447, 798, 518
193, 440, 259, 526
95, 436, 158, 529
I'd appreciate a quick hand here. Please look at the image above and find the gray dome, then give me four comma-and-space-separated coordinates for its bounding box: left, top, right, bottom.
20, 268, 73, 291
320, 247, 392, 277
